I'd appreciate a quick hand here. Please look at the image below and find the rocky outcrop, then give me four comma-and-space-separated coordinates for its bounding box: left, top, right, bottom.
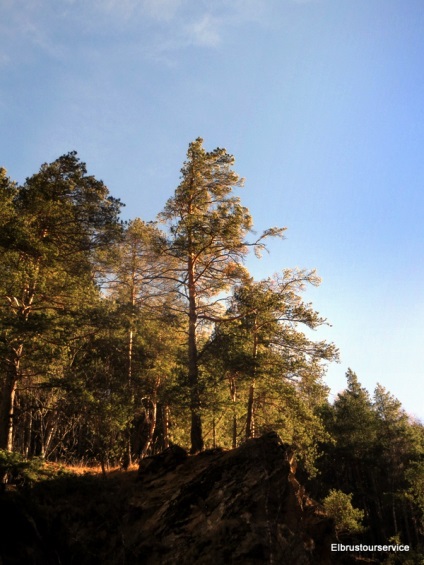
132, 432, 337, 564
1, 433, 358, 564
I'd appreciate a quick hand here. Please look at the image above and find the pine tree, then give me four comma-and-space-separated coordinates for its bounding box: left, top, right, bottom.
204, 271, 338, 469
158, 138, 284, 452
0, 153, 122, 451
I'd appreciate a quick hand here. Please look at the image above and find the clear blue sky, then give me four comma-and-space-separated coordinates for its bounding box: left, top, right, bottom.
1, 0, 423, 418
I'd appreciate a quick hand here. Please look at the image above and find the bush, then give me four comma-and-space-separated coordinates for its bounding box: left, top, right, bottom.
323, 489, 364, 536
0, 450, 69, 488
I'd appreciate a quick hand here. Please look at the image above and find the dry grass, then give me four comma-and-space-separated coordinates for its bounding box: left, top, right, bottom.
47, 461, 139, 476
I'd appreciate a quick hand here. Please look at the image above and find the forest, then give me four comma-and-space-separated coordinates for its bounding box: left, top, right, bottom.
0, 138, 423, 561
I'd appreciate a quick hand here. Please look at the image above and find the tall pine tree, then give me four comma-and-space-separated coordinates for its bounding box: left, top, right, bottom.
158, 138, 284, 452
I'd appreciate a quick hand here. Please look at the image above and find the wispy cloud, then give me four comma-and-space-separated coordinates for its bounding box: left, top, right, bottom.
0, 52, 10, 67
91, 0, 183, 23
140, 2, 272, 57
185, 14, 221, 47
0, 0, 279, 69
0, 1, 70, 64
143, 0, 183, 22
89, 0, 273, 50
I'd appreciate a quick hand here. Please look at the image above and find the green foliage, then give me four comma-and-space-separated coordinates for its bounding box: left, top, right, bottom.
316, 371, 424, 551
0, 450, 70, 487
201, 271, 337, 471
331, 369, 379, 456
383, 549, 424, 564
405, 459, 424, 533
0, 152, 123, 452
323, 489, 365, 536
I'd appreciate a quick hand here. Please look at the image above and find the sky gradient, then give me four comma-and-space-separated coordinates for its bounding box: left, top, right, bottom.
1, 0, 423, 418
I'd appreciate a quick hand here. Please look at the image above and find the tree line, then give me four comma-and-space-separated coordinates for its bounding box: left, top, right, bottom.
0, 139, 422, 553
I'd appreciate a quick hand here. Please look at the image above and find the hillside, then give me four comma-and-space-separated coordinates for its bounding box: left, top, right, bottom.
0, 433, 364, 565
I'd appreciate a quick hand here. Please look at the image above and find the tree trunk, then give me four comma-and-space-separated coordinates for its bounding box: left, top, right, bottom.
24, 409, 33, 458
246, 380, 255, 439
125, 327, 134, 467
125, 275, 136, 467
409, 500, 419, 546
229, 374, 237, 449
246, 319, 258, 440
141, 397, 158, 458
402, 496, 412, 547
212, 415, 216, 449
0, 347, 21, 451
162, 405, 170, 449
392, 493, 398, 535
40, 417, 55, 459
188, 255, 203, 454
100, 456, 107, 478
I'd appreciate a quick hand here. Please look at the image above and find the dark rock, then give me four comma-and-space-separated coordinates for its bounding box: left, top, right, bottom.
9, 433, 359, 564
129, 432, 341, 564
138, 444, 188, 477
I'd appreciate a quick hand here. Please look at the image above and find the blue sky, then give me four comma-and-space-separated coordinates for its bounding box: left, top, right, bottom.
1, 0, 423, 418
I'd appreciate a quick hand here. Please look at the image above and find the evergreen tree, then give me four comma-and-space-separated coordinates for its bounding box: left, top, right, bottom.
0, 153, 122, 451
204, 270, 338, 470
158, 138, 284, 453
99, 218, 185, 461
317, 372, 424, 549
373, 385, 424, 546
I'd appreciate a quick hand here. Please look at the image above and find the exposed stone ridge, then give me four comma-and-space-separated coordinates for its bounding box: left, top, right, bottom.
0, 433, 359, 564
133, 432, 339, 564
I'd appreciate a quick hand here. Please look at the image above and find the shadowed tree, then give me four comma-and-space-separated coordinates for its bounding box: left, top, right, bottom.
0, 153, 122, 451
98, 218, 185, 462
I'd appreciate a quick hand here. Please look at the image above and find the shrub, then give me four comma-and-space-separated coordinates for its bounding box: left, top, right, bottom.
323, 489, 364, 536
0, 450, 69, 488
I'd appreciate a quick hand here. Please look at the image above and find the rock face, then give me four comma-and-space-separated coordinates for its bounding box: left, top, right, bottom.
132, 432, 336, 564
2, 433, 355, 564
